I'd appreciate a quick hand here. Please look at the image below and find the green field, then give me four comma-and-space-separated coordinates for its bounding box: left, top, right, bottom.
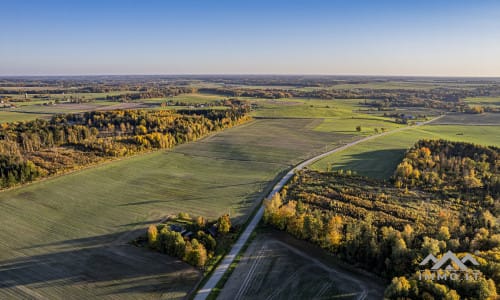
143, 93, 226, 104
311, 124, 500, 179
0, 118, 356, 299
11, 101, 122, 114
252, 98, 362, 118
431, 112, 500, 125
313, 115, 402, 136
1, 102, 148, 122
0, 111, 49, 122
252, 98, 404, 137
0, 91, 139, 101
464, 96, 500, 107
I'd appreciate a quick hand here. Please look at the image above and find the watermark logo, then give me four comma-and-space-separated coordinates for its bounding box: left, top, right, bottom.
418, 251, 481, 281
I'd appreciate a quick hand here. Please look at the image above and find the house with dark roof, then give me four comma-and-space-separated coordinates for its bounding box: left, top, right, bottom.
207, 225, 218, 238
170, 224, 186, 235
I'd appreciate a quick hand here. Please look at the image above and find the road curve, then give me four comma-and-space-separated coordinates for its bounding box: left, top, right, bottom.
194, 115, 443, 300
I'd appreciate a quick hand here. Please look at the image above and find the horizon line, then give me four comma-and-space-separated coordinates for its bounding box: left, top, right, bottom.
1, 73, 500, 79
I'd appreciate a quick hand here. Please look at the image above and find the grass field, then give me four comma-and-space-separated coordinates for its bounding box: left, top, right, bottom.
252, 98, 404, 137
0, 111, 49, 122
218, 230, 384, 300
143, 93, 226, 104
464, 96, 500, 107
0, 91, 139, 101
311, 124, 500, 179
431, 112, 500, 125
16, 101, 148, 114
252, 98, 364, 118
1, 102, 150, 122
313, 115, 402, 136
0, 118, 356, 299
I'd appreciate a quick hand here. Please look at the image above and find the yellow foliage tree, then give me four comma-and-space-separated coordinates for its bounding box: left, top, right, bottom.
326, 215, 343, 249
147, 225, 158, 249
217, 214, 231, 234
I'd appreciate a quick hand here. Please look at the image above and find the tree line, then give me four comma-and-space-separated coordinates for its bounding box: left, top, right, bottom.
103, 86, 197, 102
200, 85, 500, 112
0, 108, 250, 188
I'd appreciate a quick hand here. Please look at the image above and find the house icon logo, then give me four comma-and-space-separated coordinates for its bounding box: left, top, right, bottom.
420, 251, 479, 271
418, 251, 481, 281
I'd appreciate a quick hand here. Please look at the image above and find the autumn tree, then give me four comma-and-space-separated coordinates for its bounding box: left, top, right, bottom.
326, 215, 343, 250
217, 214, 231, 234
147, 225, 158, 249
384, 276, 411, 299
263, 193, 283, 225
195, 216, 207, 229
185, 239, 207, 267
196, 231, 216, 252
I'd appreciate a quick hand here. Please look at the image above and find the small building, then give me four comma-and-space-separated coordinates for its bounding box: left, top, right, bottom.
170, 224, 185, 233
207, 225, 218, 238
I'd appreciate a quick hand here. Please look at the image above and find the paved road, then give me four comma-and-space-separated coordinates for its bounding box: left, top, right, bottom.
194, 115, 443, 300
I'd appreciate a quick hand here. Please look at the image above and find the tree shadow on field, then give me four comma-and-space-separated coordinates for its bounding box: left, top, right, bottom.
1, 231, 200, 299
18, 231, 130, 250
333, 149, 406, 179
205, 180, 268, 190
118, 200, 170, 206
119, 219, 163, 227
117, 196, 215, 207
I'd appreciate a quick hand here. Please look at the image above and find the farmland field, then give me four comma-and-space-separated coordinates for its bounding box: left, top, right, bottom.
1, 102, 151, 122
143, 93, 226, 104
0, 111, 49, 122
464, 96, 500, 107
313, 115, 402, 136
0, 92, 234, 122
430, 112, 500, 125
311, 124, 500, 179
252, 99, 365, 118
0, 117, 356, 299
0, 91, 140, 102
218, 230, 384, 300
11, 102, 148, 114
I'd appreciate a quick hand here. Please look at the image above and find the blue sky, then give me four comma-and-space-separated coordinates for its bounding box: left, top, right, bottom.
1, 0, 499, 76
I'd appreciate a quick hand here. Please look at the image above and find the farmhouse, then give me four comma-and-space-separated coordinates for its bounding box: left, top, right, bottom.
207, 225, 218, 238
170, 224, 187, 235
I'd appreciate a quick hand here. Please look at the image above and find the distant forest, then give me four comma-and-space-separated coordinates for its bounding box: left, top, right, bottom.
2, 76, 500, 113
199, 86, 500, 112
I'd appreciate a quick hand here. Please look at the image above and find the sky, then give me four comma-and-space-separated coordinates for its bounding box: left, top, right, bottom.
1, 0, 500, 76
